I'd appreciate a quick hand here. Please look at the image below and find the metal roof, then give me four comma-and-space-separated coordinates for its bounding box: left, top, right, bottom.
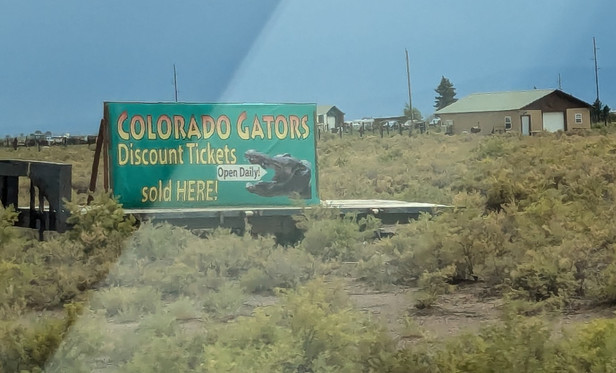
435, 89, 556, 114
317, 105, 345, 115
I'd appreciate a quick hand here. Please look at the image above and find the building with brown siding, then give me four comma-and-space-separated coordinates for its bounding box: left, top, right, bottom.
435, 89, 592, 135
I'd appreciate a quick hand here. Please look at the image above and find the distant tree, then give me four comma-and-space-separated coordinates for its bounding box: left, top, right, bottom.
602, 104, 611, 125
591, 99, 602, 123
403, 103, 423, 121
434, 76, 458, 110
591, 99, 611, 125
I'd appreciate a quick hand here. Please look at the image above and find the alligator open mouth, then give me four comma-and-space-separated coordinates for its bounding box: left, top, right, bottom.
244, 149, 312, 199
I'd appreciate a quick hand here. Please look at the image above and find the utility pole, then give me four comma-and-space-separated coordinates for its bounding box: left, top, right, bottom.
593, 37, 600, 101
558, 73, 562, 90
173, 64, 179, 102
405, 49, 413, 136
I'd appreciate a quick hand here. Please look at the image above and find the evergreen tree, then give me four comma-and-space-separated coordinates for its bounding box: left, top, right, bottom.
602, 104, 611, 125
591, 99, 611, 125
434, 76, 458, 110
591, 98, 602, 123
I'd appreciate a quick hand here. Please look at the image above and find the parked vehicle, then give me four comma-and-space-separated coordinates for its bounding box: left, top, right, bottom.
381, 120, 399, 129
350, 118, 375, 130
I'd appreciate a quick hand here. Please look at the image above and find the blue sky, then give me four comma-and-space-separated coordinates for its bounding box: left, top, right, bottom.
1, 0, 614, 135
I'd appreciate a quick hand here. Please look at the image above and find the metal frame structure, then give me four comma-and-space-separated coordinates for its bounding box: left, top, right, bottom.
0, 159, 72, 238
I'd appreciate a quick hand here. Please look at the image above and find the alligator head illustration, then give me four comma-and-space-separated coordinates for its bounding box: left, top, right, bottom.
244, 149, 312, 199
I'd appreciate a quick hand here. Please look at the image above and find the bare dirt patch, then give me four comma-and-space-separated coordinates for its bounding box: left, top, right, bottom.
343, 279, 616, 346
344, 280, 502, 344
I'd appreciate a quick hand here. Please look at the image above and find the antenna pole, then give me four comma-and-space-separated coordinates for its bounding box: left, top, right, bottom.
405, 49, 413, 135
593, 37, 600, 101
173, 64, 179, 102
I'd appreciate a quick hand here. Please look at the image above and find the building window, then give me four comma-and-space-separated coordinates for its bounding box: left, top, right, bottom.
318, 114, 324, 123
575, 113, 583, 124
505, 116, 512, 130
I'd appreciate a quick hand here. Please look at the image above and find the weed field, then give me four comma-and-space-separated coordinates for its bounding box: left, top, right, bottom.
2, 130, 616, 371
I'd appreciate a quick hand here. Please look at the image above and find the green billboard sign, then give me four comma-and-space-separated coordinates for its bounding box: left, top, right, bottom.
104, 102, 319, 209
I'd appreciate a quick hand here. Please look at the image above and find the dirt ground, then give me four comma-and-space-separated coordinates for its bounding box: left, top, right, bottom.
207, 278, 616, 346
240, 279, 504, 343
344, 280, 501, 344
38, 277, 616, 372
343, 279, 616, 346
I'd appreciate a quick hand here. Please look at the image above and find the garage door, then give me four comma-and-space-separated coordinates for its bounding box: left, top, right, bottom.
542, 112, 565, 132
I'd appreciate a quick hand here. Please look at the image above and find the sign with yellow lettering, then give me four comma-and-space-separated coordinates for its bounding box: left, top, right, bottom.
104, 102, 319, 208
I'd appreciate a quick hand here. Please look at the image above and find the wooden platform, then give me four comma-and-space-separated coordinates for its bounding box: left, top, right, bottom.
125, 199, 446, 219
124, 199, 448, 238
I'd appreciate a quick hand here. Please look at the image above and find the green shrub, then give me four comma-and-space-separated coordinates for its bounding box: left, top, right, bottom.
0, 303, 82, 373
196, 228, 276, 277
126, 222, 190, 261
165, 296, 202, 321
1, 234, 120, 311
44, 312, 108, 372
369, 193, 497, 287
203, 309, 301, 372
0, 260, 35, 311
391, 314, 553, 373
90, 286, 161, 319
550, 319, 616, 371
65, 191, 135, 255
142, 261, 199, 296
354, 251, 398, 290
590, 259, 616, 304
122, 336, 195, 373
391, 316, 616, 373
263, 246, 318, 289
201, 281, 245, 319
0, 204, 19, 247
414, 265, 456, 309
509, 250, 577, 303
238, 246, 317, 294
240, 267, 275, 293
137, 311, 180, 337
478, 136, 507, 158
204, 279, 395, 372
296, 207, 378, 261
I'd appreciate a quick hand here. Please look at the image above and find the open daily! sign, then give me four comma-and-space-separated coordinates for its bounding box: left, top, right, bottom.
104, 102, 319, 208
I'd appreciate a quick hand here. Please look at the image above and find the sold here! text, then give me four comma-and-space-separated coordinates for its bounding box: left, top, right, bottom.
141, 179, 218, 203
